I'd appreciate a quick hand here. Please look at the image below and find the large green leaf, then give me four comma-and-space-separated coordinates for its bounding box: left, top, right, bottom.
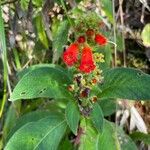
98, 121, 138, 150
79, 118, 98, 150
17, 64, 73, 80
98, 67, 150, 100
10, 66, 73, 101
97, 121, 120, 150
52, 20, 69, 63
79, 119, 119, 150
65, 101, 80, 135
117, 127, 138, 150
5, 115, 67, 150
90, 102, 104, 132
6, 111, 58, 142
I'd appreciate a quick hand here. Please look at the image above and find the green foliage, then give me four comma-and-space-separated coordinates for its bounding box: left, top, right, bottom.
3, 102, 21, 143
130, 132, 150, 146
90, 102, 104, 132
65, 100, 80, 135
117, 127, 138, 150
99, 67, 150, 100
35, 14, 49, 49
5, 114, 67, 150
100, 0, 113, 23
10, 65, 73, 101
79, 118, 98, 150
97, 121, 120, 150
141, 23, 150, 47
52, 20, 69, 62
99, 98, 117, 116
6, 111, 59, 142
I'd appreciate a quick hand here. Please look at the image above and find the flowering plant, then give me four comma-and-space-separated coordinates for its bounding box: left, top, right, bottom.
4, 11, 150, 150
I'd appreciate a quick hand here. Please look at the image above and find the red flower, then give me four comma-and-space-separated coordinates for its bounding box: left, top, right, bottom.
86, 29, 95, 36
77, 36, 86, 43
79, 46, 96, 73
63, 43, 79, 66
95, 34, 107, 46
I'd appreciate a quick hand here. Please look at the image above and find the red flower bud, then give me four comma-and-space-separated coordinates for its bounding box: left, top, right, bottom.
77, 36, 86, 43
63, 43, 79, 66
86, 29, 95, 36
95, 34, 107, 46
79, 46, 96, 73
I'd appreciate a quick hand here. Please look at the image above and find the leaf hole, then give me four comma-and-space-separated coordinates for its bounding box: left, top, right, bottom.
20, 91, 26, 95
137, 72, 143, 77
39, 88, 47, 94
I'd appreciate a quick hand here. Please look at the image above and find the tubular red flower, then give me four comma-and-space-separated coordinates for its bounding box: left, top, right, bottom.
63, 43, 79, 66
95, 34, 107, 46
77, 36, 86, 43
79, 46, 96, 73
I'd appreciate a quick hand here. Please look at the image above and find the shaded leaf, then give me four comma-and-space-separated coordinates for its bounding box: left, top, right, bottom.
99, 67, 150, 100
130, 132, 150, 146
99, 99, 117, 116
65, 101, 80, 135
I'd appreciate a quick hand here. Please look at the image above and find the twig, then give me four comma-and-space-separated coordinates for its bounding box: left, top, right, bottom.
112, 0, 117, 67
119, 0, 126, 67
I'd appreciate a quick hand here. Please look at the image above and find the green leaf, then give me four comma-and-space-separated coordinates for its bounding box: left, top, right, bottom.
32, 0, 43, 7
130, 132, 150, 146
52, 20, 69, 63
99, 99, 117, 116
35, 14, 49, 49
20, 0, 30, 10
3, 102, 21, 143
5, 115, 67, 150
100, 0, 113, 23
65, 101, 80, 135
17, 64, 72, 80
10, 65, 73, 101
117, 127, 138, 150
141, 23, 150, 47
98, 67, 150, 100
90, 102, 104, 132
79, 118, 98, 150
6, 110, 58, 142
97, 121, 120, 150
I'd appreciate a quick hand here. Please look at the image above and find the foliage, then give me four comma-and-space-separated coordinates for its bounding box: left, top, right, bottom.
0, 0, 150, 150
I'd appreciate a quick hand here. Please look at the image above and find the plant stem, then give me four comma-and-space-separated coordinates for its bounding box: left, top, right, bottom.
0, 5, 8, 118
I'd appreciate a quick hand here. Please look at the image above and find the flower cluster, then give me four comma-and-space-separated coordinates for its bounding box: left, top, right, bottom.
63, 29, 107, 74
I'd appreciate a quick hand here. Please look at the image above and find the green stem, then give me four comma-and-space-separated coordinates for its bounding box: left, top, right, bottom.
0, 5, 8, 118
60, 0, 73, 27
13, 48, 21, 70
